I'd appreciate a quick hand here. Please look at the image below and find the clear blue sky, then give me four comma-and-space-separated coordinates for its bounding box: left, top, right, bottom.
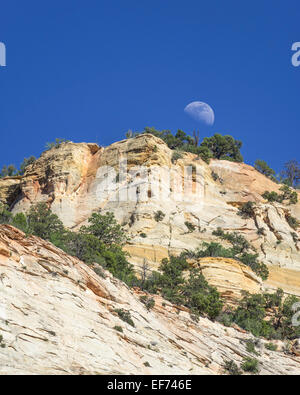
1, 0, 299, 173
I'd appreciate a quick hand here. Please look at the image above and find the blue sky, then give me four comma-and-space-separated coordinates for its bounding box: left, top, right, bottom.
0, 0, 299, 173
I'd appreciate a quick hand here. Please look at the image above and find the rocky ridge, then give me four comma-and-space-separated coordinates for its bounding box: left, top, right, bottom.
1, 134, 300, 297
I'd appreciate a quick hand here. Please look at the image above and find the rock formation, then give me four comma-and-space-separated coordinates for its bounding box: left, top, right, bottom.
1, 134, 300, 297
0, 225, 299, 375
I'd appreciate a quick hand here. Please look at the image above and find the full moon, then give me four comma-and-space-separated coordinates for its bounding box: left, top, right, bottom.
184, 101, 215, 126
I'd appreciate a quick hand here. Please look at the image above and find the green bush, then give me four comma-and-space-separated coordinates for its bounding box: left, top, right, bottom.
223, 360, 242, 375
286, 214, 299, 230
184, 221, 196, 233
241, 357, 259, 374
228, 290, 300, 340
182, 268, 223, 319
154, 210, 165, 222
254, 160, 275, 178
140, 295, 155, 310
262, 186, 298, 205
132, 128, 241, 164
80, 211, 128, 246
265, 342, 277, 351
26, 203, 65, 240
194, 229, 269, 280
45, 138, 70, 150
113, 325, 123, 332
237, 201, 255, 219
200, 134, 243, 162
0, 203, 12, 224
143, 255, 223, 320
280, 185, 298, 205
212, 228, 251, 253
171, 151, 183, 164
11, 213, 28, 233
0, 165, 17, 178
114, 308, 135, 327
245, 340, 259, 355
262, 191, 283, 203
19, 156, 36, 175
0, 204, 138, 288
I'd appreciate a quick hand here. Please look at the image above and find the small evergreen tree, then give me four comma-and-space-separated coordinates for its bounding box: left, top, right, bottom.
80, 211, 127, 246
254, 160, 275, 178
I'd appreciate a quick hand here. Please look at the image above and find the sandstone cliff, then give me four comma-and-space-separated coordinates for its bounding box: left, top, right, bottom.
1, 134, 300, 298
0, 225, 299, 375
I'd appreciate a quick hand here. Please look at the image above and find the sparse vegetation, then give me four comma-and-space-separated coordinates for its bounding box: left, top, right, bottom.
0, 164, 18, 178
80, 211, 128, 246
245, 339, 259, 355
184, 221, 196, 233
223, 360, 242, 375
254, 160, 275, 179
143, 255, 223, 320
286, 214, 299, 230
154, 210, 165, 222
0, 334, 5, 348
140, 295, 155, 310
223, 289, 300, 340
171, 151, 183, 164
257, 227, 265, 236
2, 203, 138, 287
187, 228, 270, 280
45, 138, 70, 150
262, 185, 298, 205
127, 128, 242, 164
237, 201, 255, 219
241, 357, 259, 374
0, 157, 36, 178
114, 325, 123, 333
114, 309, 135, 327
0, 203, 13, 224
265, 342, 277, 351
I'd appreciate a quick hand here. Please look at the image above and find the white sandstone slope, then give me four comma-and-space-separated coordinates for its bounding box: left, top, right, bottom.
0, 225, 300, 375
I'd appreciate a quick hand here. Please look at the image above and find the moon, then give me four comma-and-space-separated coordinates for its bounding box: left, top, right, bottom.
184, 101, 215, 125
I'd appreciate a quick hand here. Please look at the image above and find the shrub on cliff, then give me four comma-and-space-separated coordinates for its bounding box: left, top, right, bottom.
80, 211, 128, 246
26, 203, 65, 240
237, 201, 255, 219
200, 134, 243, 162
11, 213, 28, 233
230, 290, 300, 340
254, 160, 275, 178
185, 229, 269, 281
286, 214, 299, 230
262, 185, 298, 205
0, 164, 17, 178
133, 127, 242, 164
45, 138, 70, 150
182, 268, 223, 319
18, 156, 36, 175
51, 228, 137, 286
0, 203, 12, 224
143, 255, 223, 320
154, 210, 165, 222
